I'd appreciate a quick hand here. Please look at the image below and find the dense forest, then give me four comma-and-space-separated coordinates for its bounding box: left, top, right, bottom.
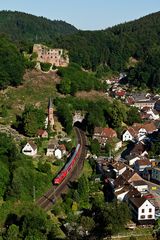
1, 11, 160, 90
0, 36, 25, 89
54, 11, 160, 74
0, 11, 77, 44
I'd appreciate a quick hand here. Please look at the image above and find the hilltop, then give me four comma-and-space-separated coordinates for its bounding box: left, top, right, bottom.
0, 10, 78, 43
53, 11, 160, 72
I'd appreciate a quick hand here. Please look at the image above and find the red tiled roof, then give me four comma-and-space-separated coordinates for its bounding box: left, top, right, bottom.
115, 90, 126, 97
94, 127, 117, 139
37, 129, 47, 136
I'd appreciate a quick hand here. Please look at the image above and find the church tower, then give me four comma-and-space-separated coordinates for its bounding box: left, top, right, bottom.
48, 98, 54, 129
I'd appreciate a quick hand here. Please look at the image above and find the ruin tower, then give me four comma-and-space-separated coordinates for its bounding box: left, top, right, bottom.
48, 98, 54, 129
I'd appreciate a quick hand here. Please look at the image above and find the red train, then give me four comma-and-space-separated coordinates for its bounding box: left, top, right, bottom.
54, 144, 81, 184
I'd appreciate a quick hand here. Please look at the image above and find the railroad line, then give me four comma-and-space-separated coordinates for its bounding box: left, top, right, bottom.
36, 127, 87, 210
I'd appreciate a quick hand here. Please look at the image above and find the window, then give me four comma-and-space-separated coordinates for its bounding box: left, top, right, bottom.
141, 215, 145, 219
148, 215, 152, 218
142, 209, 145, 213
149, 208, 152, 213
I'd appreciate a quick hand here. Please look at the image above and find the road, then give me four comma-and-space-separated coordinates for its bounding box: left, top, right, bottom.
36, 127, 87, 211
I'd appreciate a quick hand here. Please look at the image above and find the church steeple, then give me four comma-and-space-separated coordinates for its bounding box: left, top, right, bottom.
48, 97, 53, 109
48, 98, 54, 129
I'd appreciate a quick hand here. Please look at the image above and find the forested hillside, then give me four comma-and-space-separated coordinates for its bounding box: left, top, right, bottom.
0, 36, 25, 89
54, 11, 160, 74
1, 11, 160, 90
0, 11, 77, 43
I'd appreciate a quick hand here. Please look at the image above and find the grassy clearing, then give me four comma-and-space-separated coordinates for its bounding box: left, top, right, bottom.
0, 69, 58, 124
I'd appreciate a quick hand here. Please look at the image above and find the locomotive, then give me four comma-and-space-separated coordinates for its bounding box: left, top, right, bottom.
54, 144, 81, 184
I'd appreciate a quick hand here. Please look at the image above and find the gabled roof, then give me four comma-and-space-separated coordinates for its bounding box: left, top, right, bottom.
132, 180, 148, 186
135, 159, 151, 167
94, 127, 117, 139
125, 186, 141, 200
114, 185, 130, 196
28, 141, 37, 151
112, 162, 126, 171
125, 127, 137, 137
129, 196, 147, 209
141, 122, 157, 132
130, 142, 147, 156
37, 129, 48, 136
114, 168, 143, 189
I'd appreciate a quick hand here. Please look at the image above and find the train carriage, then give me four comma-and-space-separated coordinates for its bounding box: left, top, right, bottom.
54, 144, 81, 184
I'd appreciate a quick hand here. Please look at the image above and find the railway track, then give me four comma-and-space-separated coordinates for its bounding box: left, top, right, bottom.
36, 127, 87, 210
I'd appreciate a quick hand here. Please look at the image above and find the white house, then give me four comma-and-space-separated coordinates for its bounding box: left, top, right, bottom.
122, 130, 134, 142
22, 141, 37, 156
54, 148, 62, 159
129, 197, 155, 223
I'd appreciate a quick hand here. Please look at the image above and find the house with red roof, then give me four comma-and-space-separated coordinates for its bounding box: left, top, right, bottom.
93, 127, 117, 146
37, 129, 48, 138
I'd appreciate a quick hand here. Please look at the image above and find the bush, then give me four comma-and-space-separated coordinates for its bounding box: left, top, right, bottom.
40, 62, 52, 72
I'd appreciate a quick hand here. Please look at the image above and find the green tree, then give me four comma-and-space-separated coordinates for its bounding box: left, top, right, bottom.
80, 216, 95, 233
0, 36, 25, 89
40, 62, 52, 72
126, 107, 141, 125
5, 224, 20, 240
21, 105, 45, 137
90, 139, 100, 156
77, 174, 90, 208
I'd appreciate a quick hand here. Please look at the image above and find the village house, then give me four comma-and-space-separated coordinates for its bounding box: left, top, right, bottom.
54, 144, 66, 159
122, 122, 157, 142
93, 127, 117, 146
37, 129, 48, 138
109, 164, 155, 224
33, 44, 69, 67
22, 141, 37, 156
128, 196, 155, 224
131, 180, 149, 193
126, 155, 141, 166
134, 159, 152, 174
109, 162, 127, 178
46, 139, 57, 156
122, 128, 136, 142
141, 107, 159, 121
126, 93, 156, 109
133, 100, 155, 109
54, 148, 62, 159
114, 184, 132, 201
125, 141, 149, 166
113, 169, 142, 190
